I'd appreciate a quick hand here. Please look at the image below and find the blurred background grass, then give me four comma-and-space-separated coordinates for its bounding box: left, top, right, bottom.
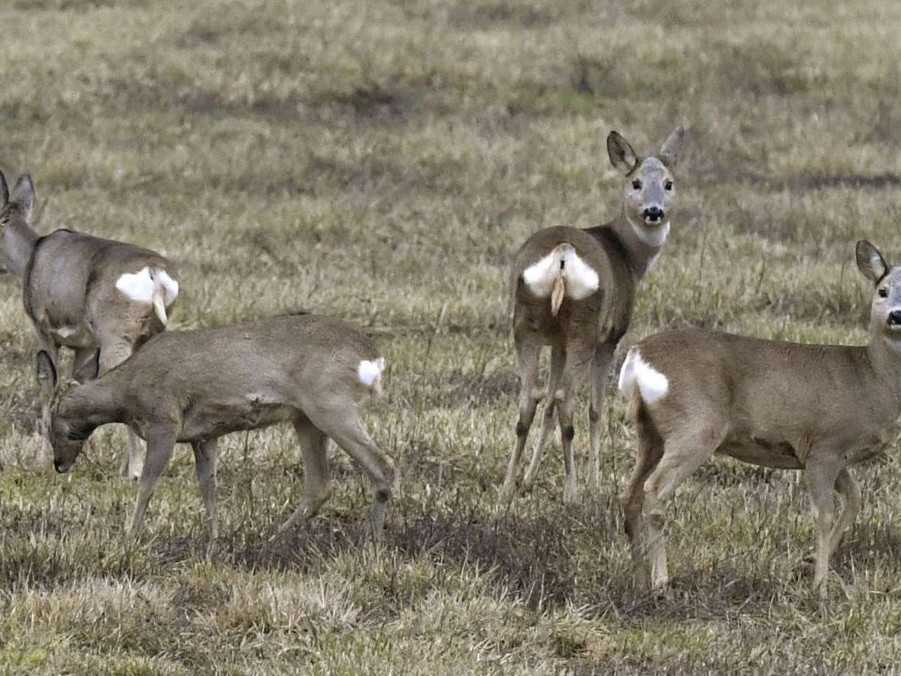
2, 0, 901, 672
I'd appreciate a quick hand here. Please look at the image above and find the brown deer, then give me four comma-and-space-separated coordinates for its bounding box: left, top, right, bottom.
619, 240, 901, 594
500, 127, 685, 504
0, 172, 178, 478
39, 313, 395, 544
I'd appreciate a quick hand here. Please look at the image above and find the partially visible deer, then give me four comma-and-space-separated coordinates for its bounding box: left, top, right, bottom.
500, 127, 685, 504
0, 171, 178, 478
619, 240, 901, 594
39, 313, 395, 544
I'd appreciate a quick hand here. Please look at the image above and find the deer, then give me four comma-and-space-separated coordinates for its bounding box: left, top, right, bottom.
38, 313, 395, 545
619, 240, 901, 594
500, 127, 685, 505
0, 171, 178, 479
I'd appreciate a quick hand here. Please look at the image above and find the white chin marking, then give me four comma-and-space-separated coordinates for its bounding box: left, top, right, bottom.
618, 347, 669, 404
631, 220, 670, 248
53, 326, 78, 338
115, 267, 179, 306
522, 243, 599, 300
358, 357, 386, 388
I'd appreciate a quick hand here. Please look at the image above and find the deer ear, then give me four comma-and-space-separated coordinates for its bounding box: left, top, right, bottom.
0, 171, 9, 206
856, 240, 889, 284
36, 350, 58, 390
607, 131, 639, 175
11, 174, 35, 222
659, 126, 685, 168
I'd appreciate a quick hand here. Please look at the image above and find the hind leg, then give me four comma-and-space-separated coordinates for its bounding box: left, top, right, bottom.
273, 417, 332, 538
522, 345, 564, 492
558, 345, 593, 505
622, 409, 664, 588
307, 404, 395, 540
500, 332, 543, 502
642, 420, 727, 589
588, 341, 616, 490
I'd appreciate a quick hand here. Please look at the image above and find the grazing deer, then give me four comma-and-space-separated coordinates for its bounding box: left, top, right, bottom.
39, 313, 395, 543
0, 171, 178, 478
500, 127, 685, 504
619, 240, 901, 593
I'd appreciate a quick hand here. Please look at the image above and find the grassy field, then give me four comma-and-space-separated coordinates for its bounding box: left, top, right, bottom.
3, 0, 901, 672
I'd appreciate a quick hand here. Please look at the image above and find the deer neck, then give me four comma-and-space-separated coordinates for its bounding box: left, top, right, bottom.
60, 378, 126, 434
600, 210, 669, 279
2, 215, 38, 277
865, 330, 901, 413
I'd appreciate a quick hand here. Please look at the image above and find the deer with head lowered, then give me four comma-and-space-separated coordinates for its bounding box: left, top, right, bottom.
39, 313, 395, 544
0, 171, 178, 478
619, 240, 901, 594
500, 127, 685, 504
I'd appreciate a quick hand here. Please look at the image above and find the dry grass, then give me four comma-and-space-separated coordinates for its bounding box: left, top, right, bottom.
3, 0, 901, 672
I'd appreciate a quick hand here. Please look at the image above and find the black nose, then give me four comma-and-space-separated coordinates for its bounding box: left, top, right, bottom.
643, 206, 664, 222
889, 310, 901, 326
53, 459, 63, 473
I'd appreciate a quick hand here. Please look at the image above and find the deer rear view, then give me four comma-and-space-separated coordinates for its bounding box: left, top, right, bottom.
39, 313, 395, 544
501, 127, 685, 504
620, 240, 901, 594
0, 171, 178, 478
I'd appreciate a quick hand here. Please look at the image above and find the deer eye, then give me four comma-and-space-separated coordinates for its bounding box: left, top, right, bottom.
879, 287, 889, 298
631, 179, 642, 190
665, 180, 674, 191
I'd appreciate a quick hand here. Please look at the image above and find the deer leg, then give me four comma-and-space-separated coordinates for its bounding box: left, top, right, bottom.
192, 438, 219, 549
804, 457, 843, 595
274, 417, 332, 538
588, 342, 616, 490
129, 424, 177, 539
642, 421, 727, 590
33, 340, 60, 469
311, 408, 395, 541
71, 346, 99, 383
98, 339, 145, 480
522, 345, 564, 492
558, 346, 592, 505
830, 468, 861, 554
622, 408, 664, 588
500, 334, 542, 502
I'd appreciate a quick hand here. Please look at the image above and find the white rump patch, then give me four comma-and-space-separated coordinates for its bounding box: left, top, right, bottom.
155, 270, 179, 305
358, 357, 386, 389
618, 347, 669, 404
522, 243, 599, 300
53, 326, 78, 338
115, 267, 179, 306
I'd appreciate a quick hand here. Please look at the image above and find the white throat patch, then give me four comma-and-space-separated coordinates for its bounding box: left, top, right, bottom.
522, 243, 599, 300
618, 347, 669, 404
628, 217, 670, 248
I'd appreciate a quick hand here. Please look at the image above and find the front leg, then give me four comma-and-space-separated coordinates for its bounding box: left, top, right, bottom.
98, 338, 145, 480
130, 423, 178, 539
804, 455, 844, 596
33, 341, 61, 469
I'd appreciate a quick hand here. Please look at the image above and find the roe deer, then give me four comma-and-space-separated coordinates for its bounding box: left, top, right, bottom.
500, 127, 685, 504
619, 240, 901, 593
0, 172, 178, 478
39, 313, 395, 543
